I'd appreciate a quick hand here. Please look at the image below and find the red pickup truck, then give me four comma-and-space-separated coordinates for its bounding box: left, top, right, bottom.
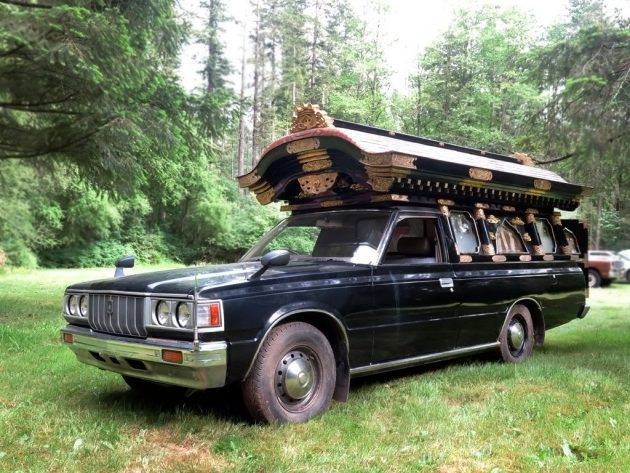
586, 251, 623, 287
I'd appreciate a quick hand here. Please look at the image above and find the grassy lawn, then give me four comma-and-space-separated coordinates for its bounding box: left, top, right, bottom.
1, 268, 629, 472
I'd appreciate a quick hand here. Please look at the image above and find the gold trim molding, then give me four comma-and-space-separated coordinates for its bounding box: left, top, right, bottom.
362, 153, 417, 169
287, 138, 320, 154
303, 159, 332, 172
290, 104, 334, 133
238, 170, 260, 188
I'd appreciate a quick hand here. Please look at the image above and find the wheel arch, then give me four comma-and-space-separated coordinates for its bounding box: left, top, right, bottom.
245, 306, 350, 402
502, 297, 545, 347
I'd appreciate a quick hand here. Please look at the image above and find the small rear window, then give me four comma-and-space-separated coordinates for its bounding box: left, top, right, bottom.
535, 219, 556, 253
449, 211, 479, 253
564, 229, 580, 254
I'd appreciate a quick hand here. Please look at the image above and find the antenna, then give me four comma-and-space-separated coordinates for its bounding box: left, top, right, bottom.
193, 273, 199, 350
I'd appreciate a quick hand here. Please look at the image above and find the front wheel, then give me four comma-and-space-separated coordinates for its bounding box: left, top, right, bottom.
499, 304, 534, 363
242, 321, 336, 423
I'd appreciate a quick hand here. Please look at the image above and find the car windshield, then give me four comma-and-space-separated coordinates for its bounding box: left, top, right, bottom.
241, 211, 392, 265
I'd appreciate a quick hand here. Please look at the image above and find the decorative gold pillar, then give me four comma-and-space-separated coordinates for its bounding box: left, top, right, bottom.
474, 204, 495, 256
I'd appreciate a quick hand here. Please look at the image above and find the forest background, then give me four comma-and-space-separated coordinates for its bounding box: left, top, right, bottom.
0, 0, 628, 268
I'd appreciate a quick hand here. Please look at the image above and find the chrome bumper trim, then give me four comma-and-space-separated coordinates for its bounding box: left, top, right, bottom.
61, 325, 227, 390
350, 342, 500, 377
577, 303, 590, 319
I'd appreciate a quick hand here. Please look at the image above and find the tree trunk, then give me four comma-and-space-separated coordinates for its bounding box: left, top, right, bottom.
251, 0, 261, 167
237, 21, 247, 181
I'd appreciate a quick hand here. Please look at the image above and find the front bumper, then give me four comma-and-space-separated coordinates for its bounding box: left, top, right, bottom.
61, 325, 227, 390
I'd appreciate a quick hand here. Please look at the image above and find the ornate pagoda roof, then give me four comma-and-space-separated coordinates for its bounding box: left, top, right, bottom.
238, 104, 590, 212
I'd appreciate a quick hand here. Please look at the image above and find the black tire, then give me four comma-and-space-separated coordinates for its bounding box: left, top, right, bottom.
242, 321, 336, 424
587, 269, 601, 288
626, 270, 630, 283
600, 278, 612, 288
499, 303, 534, 363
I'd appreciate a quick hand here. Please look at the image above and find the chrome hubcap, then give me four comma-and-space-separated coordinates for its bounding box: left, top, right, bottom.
508, 319, 525, 352
276, 350, 316, 402
588, 273, 596, 287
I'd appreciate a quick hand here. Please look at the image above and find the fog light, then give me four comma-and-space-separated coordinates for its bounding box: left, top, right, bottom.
63, 333, 74, 344
162, 349, 183, 364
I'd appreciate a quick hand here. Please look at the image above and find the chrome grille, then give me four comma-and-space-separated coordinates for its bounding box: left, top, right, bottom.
88, 294, 147, 337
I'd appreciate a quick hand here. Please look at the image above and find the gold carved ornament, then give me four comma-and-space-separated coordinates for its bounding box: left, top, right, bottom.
502, 206, 516, 212
511, 217, 525, 226
473, 208, 486, 220
533, 245, 545, 256
512, 152, 535, 167
552, 214, 562, 226
492, 255, 507, 262
522, 233, 532, 242
487, 215, 500, 225
290, 104, 334, 133
488, 232, 496, 240
533, 179, 552, 191
481, 244, 496, 256
298, 172, 338, 195
459, 255, 473, 263
469, 167, 493, 181
367, 176, 394, 192
526, 213, 537, 224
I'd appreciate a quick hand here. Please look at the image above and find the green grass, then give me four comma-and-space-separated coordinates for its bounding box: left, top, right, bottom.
1, 268, 629, 472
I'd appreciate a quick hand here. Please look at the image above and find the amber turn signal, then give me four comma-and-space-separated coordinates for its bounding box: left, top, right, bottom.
63, 333, 74, 344
209, 302, 221, 327
162, 349, 183, 364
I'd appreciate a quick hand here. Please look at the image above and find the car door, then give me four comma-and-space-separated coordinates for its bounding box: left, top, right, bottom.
370, 212, 458, 363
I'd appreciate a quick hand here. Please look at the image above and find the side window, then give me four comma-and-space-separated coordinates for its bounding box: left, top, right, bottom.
496, 220, 526, 254
535, 219, 556, 253
384, 217, 440, 263
564, 228, 580, 254
449, 211, 479, 253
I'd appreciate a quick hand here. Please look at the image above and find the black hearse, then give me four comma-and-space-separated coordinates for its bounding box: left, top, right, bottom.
61, 105, 590, 423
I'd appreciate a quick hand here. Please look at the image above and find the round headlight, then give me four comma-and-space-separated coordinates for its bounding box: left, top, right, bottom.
156, 301, 170, 326
68, 295, 79, 316
79, 295, 89, 317
176, 303, 192, 328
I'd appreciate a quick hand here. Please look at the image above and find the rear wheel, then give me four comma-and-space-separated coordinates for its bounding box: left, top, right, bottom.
601, 278, 612, 287
499, 304, 534, 363
626, 270, 630, 283
587, 269, 601, 288
242, 321, 336, 423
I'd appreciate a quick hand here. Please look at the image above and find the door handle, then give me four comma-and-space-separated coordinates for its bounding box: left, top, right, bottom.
439, 278, 454, 290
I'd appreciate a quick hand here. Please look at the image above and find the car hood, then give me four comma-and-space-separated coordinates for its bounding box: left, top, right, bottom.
66, 260, 368, 296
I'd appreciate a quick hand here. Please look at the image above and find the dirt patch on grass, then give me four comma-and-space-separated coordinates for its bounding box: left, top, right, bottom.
123, 429, 230, 473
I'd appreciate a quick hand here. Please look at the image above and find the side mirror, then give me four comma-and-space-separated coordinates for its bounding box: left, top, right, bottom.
114, 255, 135, 278
249, 250, 290, 280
